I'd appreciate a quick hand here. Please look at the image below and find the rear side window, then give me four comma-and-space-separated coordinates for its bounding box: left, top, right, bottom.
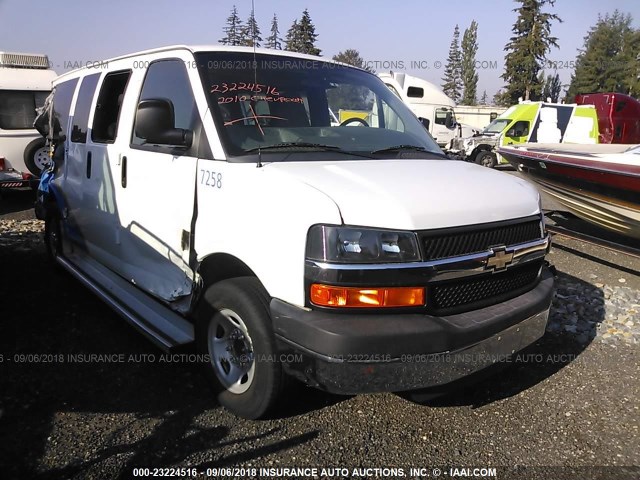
131, 59, 198, 149
52, 79, 78, 140
407, 86, 424, 98
70, 73, 100, 143
0, 90, 50, 130
92, 70, 131, 143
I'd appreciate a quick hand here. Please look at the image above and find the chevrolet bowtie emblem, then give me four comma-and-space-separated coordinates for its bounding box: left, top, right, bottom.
485, 247, 514, 272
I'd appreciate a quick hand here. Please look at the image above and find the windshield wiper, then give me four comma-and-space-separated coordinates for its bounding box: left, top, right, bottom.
244, 142, 373, 158
371, 145, 446, 157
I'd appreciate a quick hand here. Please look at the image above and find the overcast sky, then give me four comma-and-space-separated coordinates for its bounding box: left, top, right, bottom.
1, 0, 639, 98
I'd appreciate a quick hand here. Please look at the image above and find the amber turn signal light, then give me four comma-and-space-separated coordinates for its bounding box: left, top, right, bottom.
310, 284, 425, 308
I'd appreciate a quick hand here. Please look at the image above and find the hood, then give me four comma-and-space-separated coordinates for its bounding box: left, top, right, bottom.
265, 159, 540, 230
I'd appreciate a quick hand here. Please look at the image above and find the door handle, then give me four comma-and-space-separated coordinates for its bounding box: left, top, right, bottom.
121, 156, 127, 188
86, 151, 92, 178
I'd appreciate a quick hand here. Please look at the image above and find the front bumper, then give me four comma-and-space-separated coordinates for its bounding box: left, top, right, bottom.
271, 267, 554, 394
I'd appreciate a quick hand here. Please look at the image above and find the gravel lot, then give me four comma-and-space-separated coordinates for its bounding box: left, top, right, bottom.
0, 186, 638, 480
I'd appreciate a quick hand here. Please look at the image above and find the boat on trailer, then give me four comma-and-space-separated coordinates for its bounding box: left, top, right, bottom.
498, 143, 640, 240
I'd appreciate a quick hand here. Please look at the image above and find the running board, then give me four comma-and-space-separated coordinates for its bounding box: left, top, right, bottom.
57, 253, 195, 351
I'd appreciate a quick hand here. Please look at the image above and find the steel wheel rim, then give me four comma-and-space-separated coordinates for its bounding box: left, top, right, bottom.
208, 308, 255, 394
33, 147, 51, 172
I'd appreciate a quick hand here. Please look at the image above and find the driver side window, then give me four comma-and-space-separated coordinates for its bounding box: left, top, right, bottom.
131, 59, 198, 149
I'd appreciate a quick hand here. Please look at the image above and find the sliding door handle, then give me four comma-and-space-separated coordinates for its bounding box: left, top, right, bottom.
121, 156, 127, 188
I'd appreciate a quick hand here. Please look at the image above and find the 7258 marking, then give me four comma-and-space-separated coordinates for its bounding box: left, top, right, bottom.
200, 169, 222, 189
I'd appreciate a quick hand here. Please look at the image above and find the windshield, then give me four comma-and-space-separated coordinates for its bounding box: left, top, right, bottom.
482, 118, 510, 134
195, 52, 443, 160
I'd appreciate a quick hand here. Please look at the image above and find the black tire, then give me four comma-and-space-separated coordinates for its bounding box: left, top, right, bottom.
196, 277, 284, 419
475, 150, 497, 168
24, 138, 50, 176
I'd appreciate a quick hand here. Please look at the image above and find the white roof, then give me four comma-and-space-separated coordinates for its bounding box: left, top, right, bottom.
379, 72, 455, 107
0, 67, 57, 90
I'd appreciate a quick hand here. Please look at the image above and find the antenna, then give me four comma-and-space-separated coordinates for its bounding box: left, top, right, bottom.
252, 0, 262, 168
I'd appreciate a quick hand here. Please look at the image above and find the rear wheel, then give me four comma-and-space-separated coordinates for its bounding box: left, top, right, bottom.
196, 277, 284, 419
475, 150, 497, 168
24, 138, 50, 176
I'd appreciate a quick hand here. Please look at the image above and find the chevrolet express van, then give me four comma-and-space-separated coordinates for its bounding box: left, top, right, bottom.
36, 46, 553, 419
0, 52, 57, 188
450, 101, 599, 167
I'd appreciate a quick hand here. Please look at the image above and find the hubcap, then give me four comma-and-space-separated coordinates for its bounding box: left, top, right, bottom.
208, 308, 255, 394
33, 147, 52, 172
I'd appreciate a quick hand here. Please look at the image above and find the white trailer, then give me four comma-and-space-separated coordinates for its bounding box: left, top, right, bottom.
0, 52, 57, 188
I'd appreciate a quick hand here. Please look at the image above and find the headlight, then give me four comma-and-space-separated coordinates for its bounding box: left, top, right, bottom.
306, 225, 421, 264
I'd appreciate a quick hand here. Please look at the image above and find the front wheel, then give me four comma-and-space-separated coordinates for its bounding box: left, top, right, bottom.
475, 151, 497, 168
196, 277, 284, 419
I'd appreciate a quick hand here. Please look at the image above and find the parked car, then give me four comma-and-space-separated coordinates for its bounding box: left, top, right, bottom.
37, 45, 553, 419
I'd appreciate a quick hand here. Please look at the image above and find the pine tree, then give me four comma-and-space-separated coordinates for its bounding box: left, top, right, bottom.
240, 10, 262, 47
298, 9, 321, 55
265, 14, 282, 50
461, 21, 479, 105
285, 20, 302, 52
480, 90, 488, 105
441, 25, 462, 103
285, 10, 321, 55
542, 73, 562, 102
567, 11, 639, 98
501, 0, 562, 103
220, 5, 244, 46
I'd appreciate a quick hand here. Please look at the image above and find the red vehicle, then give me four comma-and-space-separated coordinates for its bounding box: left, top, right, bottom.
575, 93, 640, 144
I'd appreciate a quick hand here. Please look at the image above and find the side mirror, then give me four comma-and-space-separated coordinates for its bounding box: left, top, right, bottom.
135, 98, 193, 148
418, 117, 430, 131
445, 112, 454, 128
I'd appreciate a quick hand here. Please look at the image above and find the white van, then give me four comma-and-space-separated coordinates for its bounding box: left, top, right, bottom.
37, 46, 553, 419
0, 52, 57, 188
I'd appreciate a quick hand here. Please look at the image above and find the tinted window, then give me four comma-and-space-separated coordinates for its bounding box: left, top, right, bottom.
407, 86, 424, 98
52, 79, 78, 140
92, 70, 131, 143
0, 90, 50, 130
132, 60, 197, 148
70, 73, 100, 143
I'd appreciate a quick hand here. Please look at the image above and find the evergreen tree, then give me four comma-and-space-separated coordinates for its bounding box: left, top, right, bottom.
265, 14, 282, 50
567, 11, 639, 98
542, 72, 562, 102
288, 9, 321, 55
240, 10, 262, 47
220, 5, 244, 46
285, 20, 302, 52
333, 49, 372, 72
501, 0, 562, 103
461, 21, 479, 105
441, 25, 462, 103
480, 90, 488, 105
